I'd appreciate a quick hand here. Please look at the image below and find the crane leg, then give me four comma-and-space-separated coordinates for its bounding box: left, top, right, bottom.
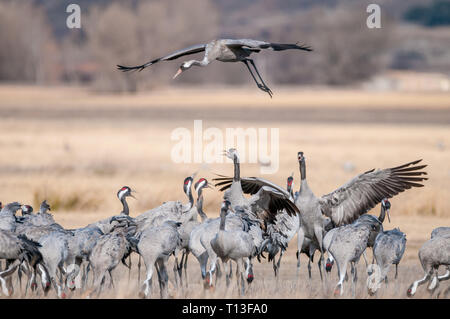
248, 59, 273, 97
137, 255, 142, 287
108, 270, 115, 289
156, 259, 169, 299
242, 60, 273, 98
183, 251, 189, 288
362, 251, 368, 268
334, 260, 347, 297
128, 255, 132, 283
351, 262, 357, 298
272, 257, 278, 277
140, 262, 154, 299
318, 256, 323, 281
307, 259, 312, 279
198, 252, 208, 280
296, 228, 305, 276
314, 226, 326, 282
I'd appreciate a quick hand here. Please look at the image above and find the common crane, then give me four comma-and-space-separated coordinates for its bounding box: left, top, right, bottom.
295, 152, 427, 276
407, 233, 450, 297
369, 228, 406, 295
118, 39, 312, 97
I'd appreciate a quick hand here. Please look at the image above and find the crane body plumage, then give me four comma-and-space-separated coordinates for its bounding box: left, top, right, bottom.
117, 39, 312, 97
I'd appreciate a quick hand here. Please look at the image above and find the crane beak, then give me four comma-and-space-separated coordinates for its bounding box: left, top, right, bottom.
173, 68, 183, 79
206, 184, 214, 189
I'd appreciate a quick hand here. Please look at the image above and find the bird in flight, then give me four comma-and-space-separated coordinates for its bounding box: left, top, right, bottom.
117, 38, 312, 98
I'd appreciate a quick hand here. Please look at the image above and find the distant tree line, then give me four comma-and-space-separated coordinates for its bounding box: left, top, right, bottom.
404, 0, 450, 27
0, 0, 448, 90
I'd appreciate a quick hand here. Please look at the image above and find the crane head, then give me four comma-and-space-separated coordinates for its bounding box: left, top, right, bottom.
183, 176, 194, 194
381, 198, 391, 222
173, 60, 195, 79
194, 178, 213, 194
286, 175, 294, 191
117, 186, 135, 200
223, 148, 239, 161
21, 204, 33, 215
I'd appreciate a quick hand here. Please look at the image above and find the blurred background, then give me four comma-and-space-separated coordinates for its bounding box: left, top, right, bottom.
0, 0, 449, 259
0, 0, 449, 90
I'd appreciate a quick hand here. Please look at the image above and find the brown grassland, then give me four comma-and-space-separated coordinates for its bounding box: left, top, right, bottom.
0, 85, 449, 298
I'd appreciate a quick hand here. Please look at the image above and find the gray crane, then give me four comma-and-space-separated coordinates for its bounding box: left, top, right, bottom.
295, 152, 427, 276
64, 225, 104, 292
189, 204, 252, 288
258, 174, 300, 277
0, 229, 43, 296
36, 231, 70, 298
176, 178, 213, 287
369, 228, 406, 295
407, 233, 450, 297
133, 220, 182, 299
324, 200, 389, 284
133, 175, 194, 287
326, 221, 380, 296
17, 213, 71, 298
188, 179, 213, 280
210, 201, 257, 295
118, 39, 312, 98
213, 148, 300, 224
87, 215, 137, 297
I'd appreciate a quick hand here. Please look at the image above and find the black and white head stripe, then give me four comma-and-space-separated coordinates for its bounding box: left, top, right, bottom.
117, 186, 131, 199
195, 178, 207, 193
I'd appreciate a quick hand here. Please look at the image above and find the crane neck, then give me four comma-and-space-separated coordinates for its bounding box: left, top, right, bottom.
299, 159, 306, 181
196, 188, 208, 222
188, 58, 210, 68
120, 196, 129, 215
378, 204, 386, 223
219, 208, 227, 231
233, 154, 240, 182
185, 183, 194, 211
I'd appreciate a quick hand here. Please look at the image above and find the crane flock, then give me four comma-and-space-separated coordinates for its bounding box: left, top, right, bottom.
0, 149, 447, 299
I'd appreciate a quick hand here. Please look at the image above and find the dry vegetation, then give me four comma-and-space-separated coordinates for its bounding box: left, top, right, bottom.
0, 85, 449, 298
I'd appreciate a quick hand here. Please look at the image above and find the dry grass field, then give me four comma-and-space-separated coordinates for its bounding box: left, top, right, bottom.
0, 84, 449, 298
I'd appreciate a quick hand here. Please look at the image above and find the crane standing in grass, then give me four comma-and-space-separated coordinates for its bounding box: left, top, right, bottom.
407, 231, 450, 297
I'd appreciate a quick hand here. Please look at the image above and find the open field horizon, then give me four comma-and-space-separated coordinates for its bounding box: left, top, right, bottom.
0, 84, 449, 298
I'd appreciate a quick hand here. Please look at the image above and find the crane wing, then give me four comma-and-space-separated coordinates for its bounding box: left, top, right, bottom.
213, 176, 300, 221
319, 159, 428, 226
214, 175, 290, 196
117, 44, 206, 72
223, 39, 312, 52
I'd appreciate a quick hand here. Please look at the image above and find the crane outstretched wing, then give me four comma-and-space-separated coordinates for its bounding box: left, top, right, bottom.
117, 44, 206, 72
319, 159, 428, 226
213, 176, 300, 220
224, 39, 313, 52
